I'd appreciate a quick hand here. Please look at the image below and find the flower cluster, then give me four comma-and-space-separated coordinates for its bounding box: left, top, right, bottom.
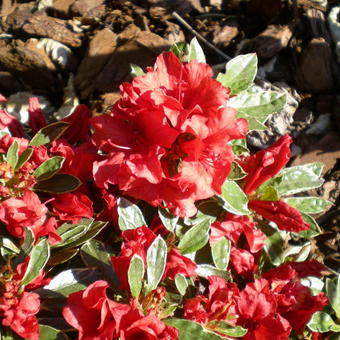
0, 49, 336, 340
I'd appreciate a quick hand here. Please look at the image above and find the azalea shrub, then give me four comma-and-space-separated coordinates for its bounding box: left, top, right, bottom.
0, 39, 339, 340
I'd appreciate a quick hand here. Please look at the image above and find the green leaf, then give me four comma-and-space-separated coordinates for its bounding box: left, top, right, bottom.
0, 237, 20, 254
52, 220, 93, 248
284, 197, 332, 214
48, 248, 79, 266
13, 228, 35, 267
39, 325, 69, 340
296, 213, 321, 238
264, 226, 285, 266
178, 219, 211, 254
229, 139, 249, 156
146, 235, 167, 291
196, 264, 230, 280
53, 219, 107, 249
38, 268, 102, 298
274, 163, 324, 195
169, 42, 187, 59
29, 121, 70, 146
228, 162, 247, 180
130, 64, 145, 77
175, 274, 188, 295
260, 186, 280, 201
128, 254, 144, 298
158, 208, 178, 232
81, 239, 117, 286
33, 156, 64, 180
6, 141, 18, 170
165, 319, 225, 340
229, 86, 286, 130
117, 197, 146, 231
217, 53, 257, 95
326, 276, 340, 319
300, 276, 324, 296
187, 37, 206, 63
212, 237, 231, 270
21, 238, 50, 286
15, 148, 33, 170
208, 321, 247, 337
220, 180, 250, 215
33, 173, 81, 193
307, 311, 340, 333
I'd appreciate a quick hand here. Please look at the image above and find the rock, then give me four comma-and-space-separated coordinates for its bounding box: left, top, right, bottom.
0, 72, 23, 95
253, 25, 293, 59
75, 28, 117, 99
163, 21, 185, 45
212, 19, 238, 48
36, 38, 78, 72
0, 43, 57, 95
94, 26, 171, 94
328, 6, 340, 63
247, 81, 300, 148
296, 38, 334, 92
76, 25, 171, 99
304, 9, 332, 43
306, 113, 332, 135
70, 0, 105, 19
22, 13, 83, 47
291, 133, 340, 175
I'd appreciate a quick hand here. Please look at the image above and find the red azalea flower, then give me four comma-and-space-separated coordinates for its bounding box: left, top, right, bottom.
248, 200, 310, 232
230, 247, 255, 276
111, 226, 156, 290
51, 192, 93, 223
63, 280, 131, 340
240, 135, 292, 195
277, 281, 328, 334
14, 256, 51, 290
163, 248, 197, 280
0, 109, 24, 137
92, 52, 247, 217
51, 140, 99, 182
0, 282, 40, 340
263, 260, 326, 282
184, 276, 239, 328
28, 97, 47, 133
62, 104, 91, 144
0, 190, 47, 238
118, 307, 178, 340
210, 214, 266, 253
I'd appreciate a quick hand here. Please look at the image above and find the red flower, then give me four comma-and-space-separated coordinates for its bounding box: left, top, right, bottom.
230, 247, 255, 276
248, 200, 310, 232
263, 260, 326, 282
92, 52, 247, 217
184, 276, 239, 328
163, 248, 196, 280
240, 135, 292, 195
14, 256, 51, 290
28, 97, 47, 133
62, 104, 91, 144
277, 281, 328, 334
0, 109, 24, 137
0, 282, 40, 340
63, 280, 131, 340
118, 307, 178, 340
210, 214, 266, 253
0, 190, 47, 238
51, 192, 93, 223
111, 226, 156, 290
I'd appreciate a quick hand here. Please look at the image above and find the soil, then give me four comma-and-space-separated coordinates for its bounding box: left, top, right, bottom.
0, 0, 339, 272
